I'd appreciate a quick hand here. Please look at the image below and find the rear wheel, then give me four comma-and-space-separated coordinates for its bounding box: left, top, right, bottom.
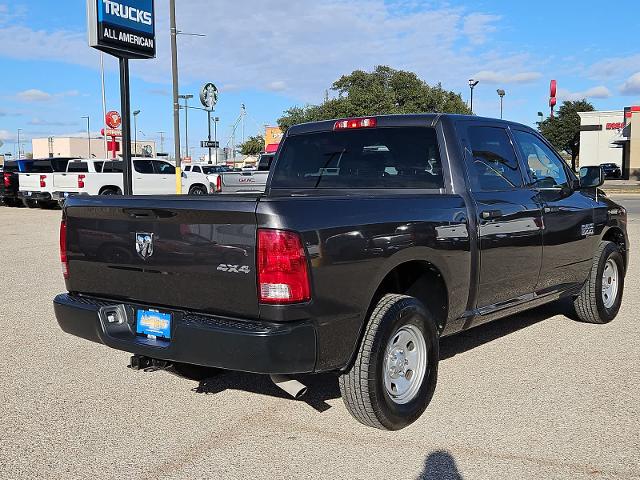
339, 294, 439, 430
22, 199, 39, 209
574, 241, 625, 324
100, 187, 122, 196
189, 185, 208, 196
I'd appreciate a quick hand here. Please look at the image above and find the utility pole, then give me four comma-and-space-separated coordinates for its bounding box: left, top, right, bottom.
81, 116, 91, 158
214, 117, 219, 165
17, 129, 22, 159
170, 0, 182, 193
157, 131, 165, 153
100, 52, 108, 158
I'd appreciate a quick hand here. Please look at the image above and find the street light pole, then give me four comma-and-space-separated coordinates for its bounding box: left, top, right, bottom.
170, 0, 182, 193
179, 94, 193, 160
81, 116, 91, 158
133, 110, 140, 157
497, 89, 506, 120
468, 79, 479, 114
157, 131, 165, 153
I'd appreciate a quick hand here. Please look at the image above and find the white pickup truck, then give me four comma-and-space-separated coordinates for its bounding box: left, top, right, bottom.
215, 153, 275, 194
22, 158, 214, 207
17, 158, 76, 208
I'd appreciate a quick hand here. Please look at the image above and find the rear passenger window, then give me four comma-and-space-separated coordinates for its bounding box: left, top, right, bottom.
134, 160, 154, 174
67, 162, 89, 173
271, 127, 444, 190
466, 126, 523, 191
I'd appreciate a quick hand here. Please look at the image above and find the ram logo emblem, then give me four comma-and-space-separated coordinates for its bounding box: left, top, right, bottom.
135, 233, 154, 260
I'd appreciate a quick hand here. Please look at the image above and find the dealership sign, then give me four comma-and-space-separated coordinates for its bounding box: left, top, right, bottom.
87, 0, 156, 59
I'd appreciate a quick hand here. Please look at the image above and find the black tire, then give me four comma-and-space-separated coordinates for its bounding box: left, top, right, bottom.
574, 241, 625, 324
22, 199, 39, 209
189, 185, 208, 196
100, 187, 122, 196
40, 201, 60, 210
339, 294, 439, 430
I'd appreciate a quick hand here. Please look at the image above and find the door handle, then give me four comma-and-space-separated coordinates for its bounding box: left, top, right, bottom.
481, 209, 503, 220
543, 206, 560, 213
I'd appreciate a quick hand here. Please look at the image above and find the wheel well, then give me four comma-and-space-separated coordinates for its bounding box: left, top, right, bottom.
99, 185, 121, 195
603, 226, 627, 265
369, 261, 448, 332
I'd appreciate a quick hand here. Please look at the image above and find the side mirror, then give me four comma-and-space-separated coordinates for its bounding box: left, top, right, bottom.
579, 166, 604, 189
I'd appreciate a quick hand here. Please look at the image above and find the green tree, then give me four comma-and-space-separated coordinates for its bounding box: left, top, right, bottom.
278, 65, 471, 131
240, 135, 265, 156
538, 100, 595, 171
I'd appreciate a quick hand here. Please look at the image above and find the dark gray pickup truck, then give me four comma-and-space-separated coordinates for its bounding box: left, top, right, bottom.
54, 114, 628, 430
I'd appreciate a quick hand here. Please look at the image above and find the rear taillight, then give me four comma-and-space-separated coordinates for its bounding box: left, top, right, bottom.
3, 172, 10, 187
334, 117, 377, 130
216, 175, 222, 192
257, 229, 310, 304
40, 175, 47, 188
77, 174, 86, 189
60, 220, 69, 279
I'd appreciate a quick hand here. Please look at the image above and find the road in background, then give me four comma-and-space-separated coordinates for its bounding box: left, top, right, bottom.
1, 207, 638, 480
610, 194, 640, 218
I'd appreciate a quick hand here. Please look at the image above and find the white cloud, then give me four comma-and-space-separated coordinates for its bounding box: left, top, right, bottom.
557, 85, 612, 101
620, 72, 640, 95
472, 70, 542, 84
16, 89, 52, 102
266, 81, 287, 92
463, 13, 501, 45
0, 129, 15, 142
590, 54, 640, 80
0, 0, 533, 102
28, 118, 78, 127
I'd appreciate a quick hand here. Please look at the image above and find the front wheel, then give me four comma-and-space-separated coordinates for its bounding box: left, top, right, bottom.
339, 294, 439, 430
574, 241, 625, 324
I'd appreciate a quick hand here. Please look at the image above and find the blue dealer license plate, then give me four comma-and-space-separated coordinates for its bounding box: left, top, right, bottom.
136, 309, 171, 340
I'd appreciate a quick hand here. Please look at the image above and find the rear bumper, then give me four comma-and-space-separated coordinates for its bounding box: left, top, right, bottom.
52, 191, 89, 201
18, 191, 51, 201
53, 293, 317, 374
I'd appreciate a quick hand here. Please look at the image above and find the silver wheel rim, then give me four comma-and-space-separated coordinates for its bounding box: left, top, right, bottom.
602, 258, 619, 309
383, 324, 427, 405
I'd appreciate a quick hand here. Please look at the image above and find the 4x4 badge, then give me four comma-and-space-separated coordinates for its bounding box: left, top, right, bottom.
135, 233, 154, 260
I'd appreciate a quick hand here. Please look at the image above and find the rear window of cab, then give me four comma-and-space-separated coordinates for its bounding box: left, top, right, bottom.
270, 127, 444, 190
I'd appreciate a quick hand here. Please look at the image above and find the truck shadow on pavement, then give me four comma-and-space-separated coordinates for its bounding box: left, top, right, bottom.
190, 299, 575, 413
418, 450, 464, 480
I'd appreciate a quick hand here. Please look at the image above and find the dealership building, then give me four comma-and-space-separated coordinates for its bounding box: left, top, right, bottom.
579, 106, 640, 179
31, 137, 156, 160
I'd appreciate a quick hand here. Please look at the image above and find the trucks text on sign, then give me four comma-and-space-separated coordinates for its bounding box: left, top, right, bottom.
88, 0, 156, 59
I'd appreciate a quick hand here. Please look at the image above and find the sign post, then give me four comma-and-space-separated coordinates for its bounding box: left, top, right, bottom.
87, 0, 156, 195
200, 83, 218, 164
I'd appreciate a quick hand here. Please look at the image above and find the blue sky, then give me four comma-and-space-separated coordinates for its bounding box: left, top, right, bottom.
1, 0, 640, 158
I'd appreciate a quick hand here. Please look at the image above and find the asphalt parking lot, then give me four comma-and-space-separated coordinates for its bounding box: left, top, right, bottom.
1, 199, 639, 480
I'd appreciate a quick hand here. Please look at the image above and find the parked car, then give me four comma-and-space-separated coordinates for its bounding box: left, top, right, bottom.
17, 158, 76, 208
600, 162, 622, 179
0, 161, 21, 207
54, 114, 628, 430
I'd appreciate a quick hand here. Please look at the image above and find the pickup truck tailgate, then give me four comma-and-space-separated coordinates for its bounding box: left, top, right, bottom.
19, 173, 44, 191
53, 173, 79, 190
64, 196, 260, 318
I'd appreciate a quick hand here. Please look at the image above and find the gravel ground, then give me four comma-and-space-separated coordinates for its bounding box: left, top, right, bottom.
1, 205, 638, 480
